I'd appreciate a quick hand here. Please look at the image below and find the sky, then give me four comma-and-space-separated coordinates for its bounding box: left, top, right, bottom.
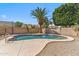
0, 3, 62, 24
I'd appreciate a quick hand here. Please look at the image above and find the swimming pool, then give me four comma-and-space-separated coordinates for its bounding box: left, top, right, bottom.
14, 34, 66, 41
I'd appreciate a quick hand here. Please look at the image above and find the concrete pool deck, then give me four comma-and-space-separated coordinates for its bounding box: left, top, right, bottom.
37, 36, 79, 56
0, 35, 74, 56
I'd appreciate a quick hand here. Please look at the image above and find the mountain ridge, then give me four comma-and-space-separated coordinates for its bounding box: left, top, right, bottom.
0, 21, 15, 26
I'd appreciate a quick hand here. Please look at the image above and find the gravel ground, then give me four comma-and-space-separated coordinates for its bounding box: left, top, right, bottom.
37, 36, 79, 56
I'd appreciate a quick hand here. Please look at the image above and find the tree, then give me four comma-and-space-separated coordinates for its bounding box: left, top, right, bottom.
43, 17, 50, 28
31, 7, 47, 33
53, 3, 79, 27
15, 21, 23, 27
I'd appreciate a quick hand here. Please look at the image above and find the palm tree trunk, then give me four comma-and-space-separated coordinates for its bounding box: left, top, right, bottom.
12, 22, 14, 34
39, 25, 42, 33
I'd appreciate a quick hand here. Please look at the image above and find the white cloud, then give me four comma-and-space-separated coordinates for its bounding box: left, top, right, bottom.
0, 14, 8, 19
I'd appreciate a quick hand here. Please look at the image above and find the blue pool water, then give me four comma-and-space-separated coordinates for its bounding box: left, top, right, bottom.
15, 34, 66, 41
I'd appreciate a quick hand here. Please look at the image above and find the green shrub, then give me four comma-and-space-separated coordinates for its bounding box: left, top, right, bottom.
15, 21, 23, 27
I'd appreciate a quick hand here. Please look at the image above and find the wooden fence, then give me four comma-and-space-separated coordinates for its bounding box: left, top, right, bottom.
0, 26, 40, 35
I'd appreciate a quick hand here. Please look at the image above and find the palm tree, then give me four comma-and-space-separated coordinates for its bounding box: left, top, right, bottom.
31, 7, 47, 33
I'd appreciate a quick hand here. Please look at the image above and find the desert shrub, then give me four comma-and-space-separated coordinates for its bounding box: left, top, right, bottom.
72, 25, 79, 32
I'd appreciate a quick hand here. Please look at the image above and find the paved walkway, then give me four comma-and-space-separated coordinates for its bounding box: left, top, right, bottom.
37, 37, 79, 56
0, 38, 49, 56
